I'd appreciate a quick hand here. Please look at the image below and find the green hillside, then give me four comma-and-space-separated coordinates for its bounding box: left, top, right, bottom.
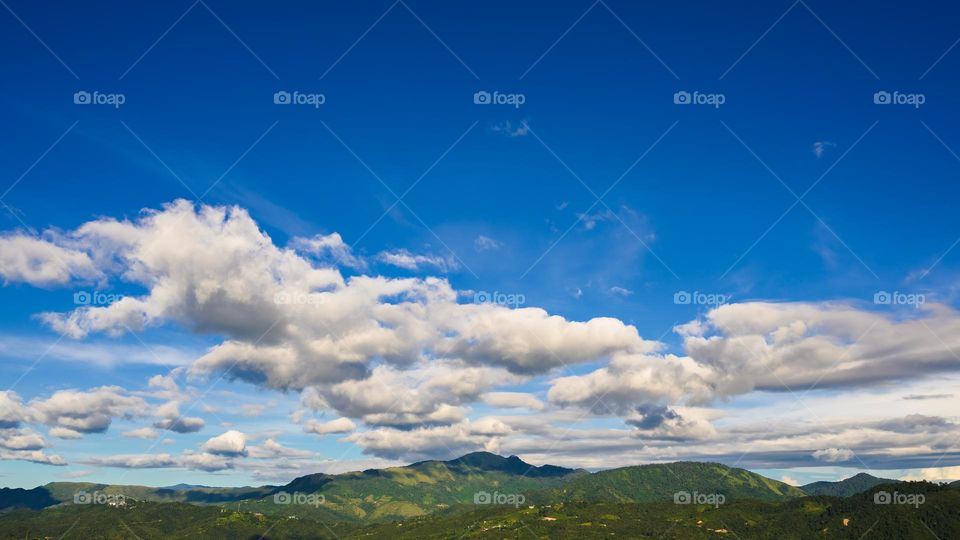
1, 481, 956, 539
544, 461, 807, 504
38, 481, 276, 506
238, 451, 583, 524
801, 472, 899, 497
351, 481, 960, 539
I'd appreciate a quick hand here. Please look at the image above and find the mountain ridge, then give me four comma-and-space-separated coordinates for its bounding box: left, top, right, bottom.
800, 472, 899, 496
0, 453, 897, 525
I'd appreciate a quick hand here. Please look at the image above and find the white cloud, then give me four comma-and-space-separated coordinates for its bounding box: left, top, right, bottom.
0, 391, 30, 428
377, 249, 457, 273
201, 430, 248, 456
83, 453, 178, 468
0, 449, 66, 466
812, 447, 855, 463
303, 417, 356, 436
290, 232, 366, 270
29, 386, 147, 435
345, 418, 512, 461
0, 234, 101, 286
48, 427, 83, 439
0, 201, 649, 393
122, 427, 160, 439
812, 141, 835, 158
491, 120, 529, 137
473, 235, 502, 252
0, 428, 46, 450
152, 401, 205, 434
610, 286, 633, 297
481, 392, 545, 411
248, 438, 318, 459
900, 466, 960, 482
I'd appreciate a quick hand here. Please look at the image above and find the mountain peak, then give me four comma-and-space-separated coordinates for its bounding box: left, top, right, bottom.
423, 452, 577, 478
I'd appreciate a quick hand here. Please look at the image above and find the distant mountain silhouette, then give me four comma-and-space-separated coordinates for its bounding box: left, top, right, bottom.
801, 472, 899, 496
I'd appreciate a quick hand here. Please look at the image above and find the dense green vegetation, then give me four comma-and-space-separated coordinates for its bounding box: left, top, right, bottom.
2, 453, 957, 538
0, 482, 956, 539
352, 482, 960, 539
541, 461, 807, 504
801, 473, 898, 497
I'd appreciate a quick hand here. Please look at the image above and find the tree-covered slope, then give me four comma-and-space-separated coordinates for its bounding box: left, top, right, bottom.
801, 472, 899, 497
241, 451, 583, 524
350, 481, 960, 539
544, 461, 806, 504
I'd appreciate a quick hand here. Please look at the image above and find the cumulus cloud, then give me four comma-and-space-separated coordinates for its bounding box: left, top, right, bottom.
625, 404, 716, 441
313, 362, 518, 428
0, 428, 46, 450
6, 202, 960, 469
29, 386, 147, 435
0, 391, 29, 428
303, 417, 356, 436
0, 201, 648, 394
290, 232, 366, 270
345, 418, 512, 461
201, 430, 248, 456
0, 234, 102, 286
550, 302, 960, 413
901, 466, 960, 482
48, 427, 83, 439
152, 401, 205, 434
481, 392, 545, 411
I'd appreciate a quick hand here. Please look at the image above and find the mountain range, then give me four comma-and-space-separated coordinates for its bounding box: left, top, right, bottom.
0, 453, 953, 538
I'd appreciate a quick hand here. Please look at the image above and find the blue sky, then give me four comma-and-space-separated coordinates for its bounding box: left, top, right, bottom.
2, 0, 960, 489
